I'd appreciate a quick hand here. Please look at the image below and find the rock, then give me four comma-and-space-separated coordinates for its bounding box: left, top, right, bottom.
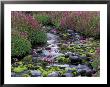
77, 64, 88, 69
32, 57, 38, 62
74, 41, 80, 44
57, 43, 62, 47
30, 70, 41, 77
52, 64, 69, 68
80, 56, 88, 60
64, 53, 69, 58
14, 74, 22, 77
64, 73, 73, 77
67, 70, 73, 73
48, 72, 59, 77
86, 63, 93, 69
69, 65, 77, 68
71, 33, 76, 36
77, 69, 86, 76
64, 52, 73, 57
67, 29, 74, 33
69, 44, 75, 47
45, 47, 51, 50
86, 70, 92, 77
76, 64, 94, 76
42, 26, 46, 29
92, 69, 97, 74
69, 55, 82, 65
11, 58, 18, 63
37, 49, 43, 54
89, 59, 93, 62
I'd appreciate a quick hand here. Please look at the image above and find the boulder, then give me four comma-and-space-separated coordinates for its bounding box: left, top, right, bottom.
69, 55, 82, 65
30, 70, 42, 77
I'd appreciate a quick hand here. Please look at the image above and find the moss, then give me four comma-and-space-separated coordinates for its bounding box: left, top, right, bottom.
13, 66, 27, 73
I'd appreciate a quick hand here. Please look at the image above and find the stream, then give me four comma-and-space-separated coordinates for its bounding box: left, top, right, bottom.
11, 28, 96, 77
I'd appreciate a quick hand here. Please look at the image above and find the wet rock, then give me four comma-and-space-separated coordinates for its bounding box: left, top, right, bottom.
30, 70, 41, 77
77, 69, 86, 76
52, 64, 69, 68
69, 55, 82, 65
48, 72, 59, 77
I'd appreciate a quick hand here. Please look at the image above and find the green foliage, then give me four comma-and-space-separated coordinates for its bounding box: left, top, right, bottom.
13, 65, 27, 73
71, 68, 78, 76
29, 31, 47, 45
58, 69, 67, 76
53, 19, 61, 28
91, 59, 100, 71
26, 64, 34, 69
11, 35, 32, 57
56, 56, 70, 64
22, 55, 33, 64
37, 66, 67, 77
75, 14, 100, 39
65, 68, 78, 76
35, 15, 51, 25
62, 40, 99, 56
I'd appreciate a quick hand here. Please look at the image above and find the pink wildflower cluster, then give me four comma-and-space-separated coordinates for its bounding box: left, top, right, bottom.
60, 12, 76, 29
11, 11, 41, 29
